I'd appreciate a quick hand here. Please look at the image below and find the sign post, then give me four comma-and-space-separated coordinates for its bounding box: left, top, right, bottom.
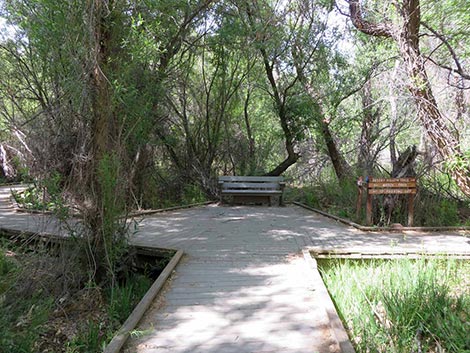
362, 177, 417, 226
356, 176, 364, 220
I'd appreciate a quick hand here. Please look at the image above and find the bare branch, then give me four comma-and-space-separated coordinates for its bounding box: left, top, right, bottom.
422, 22, 470, 81
334, 1, 351, 18
347, 0, 395, 38
426, 56, 470, 82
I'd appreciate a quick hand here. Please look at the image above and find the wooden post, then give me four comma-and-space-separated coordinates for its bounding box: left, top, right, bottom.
356, 176, 363, 220
407, 193, 414, 227
356, 188, 362, 220
366, 193, 373, 226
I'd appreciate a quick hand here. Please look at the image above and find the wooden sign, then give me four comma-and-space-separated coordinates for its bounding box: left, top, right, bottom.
369, 178, 415, 183
368, 182, 416, 189
368, 189, 417, 195
357, 177, 417, 226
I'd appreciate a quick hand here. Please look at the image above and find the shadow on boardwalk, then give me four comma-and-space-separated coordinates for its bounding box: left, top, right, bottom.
124, 205, 470, 353
0, 186, 468, 353
131, 204, 470, 257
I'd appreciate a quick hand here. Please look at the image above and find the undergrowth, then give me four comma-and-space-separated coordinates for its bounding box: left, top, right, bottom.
0, 241, 54, 353
285, 179, 360, 221
0, 238, 155, 353
65, 275, 152, 353
10, 173, 71, 220
318, 258, 470, 353
133, 172, 209, 209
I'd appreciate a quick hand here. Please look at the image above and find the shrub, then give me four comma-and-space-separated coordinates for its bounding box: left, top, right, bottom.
414, 192, 460, 227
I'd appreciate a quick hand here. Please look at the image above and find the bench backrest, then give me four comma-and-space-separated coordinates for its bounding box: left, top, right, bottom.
218, 176, 284, 182
218, 176, 284, 191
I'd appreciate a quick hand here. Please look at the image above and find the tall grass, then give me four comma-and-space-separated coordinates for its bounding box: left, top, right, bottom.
318, 258, 470, 353
107, 275, 152, 324
0, 245, 54, 353
65, 275, 152, 353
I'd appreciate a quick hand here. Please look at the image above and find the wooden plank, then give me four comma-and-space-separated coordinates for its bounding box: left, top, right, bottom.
303, 250, 356, 353
368, 181, 416, 188
221, 190, 282, 195
104, 249, 184, 353
369, 177, 415, 183
366, 193, 373, 225
218, 176, 284, 182
221, 182, 281, 189
368, 189, 417, 195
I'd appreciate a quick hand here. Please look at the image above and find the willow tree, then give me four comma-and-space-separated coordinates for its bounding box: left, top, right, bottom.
237, 0, 300, 176
347, 0, 470, 197
0, 0, 132, 282
236, 0, 354, 178
1, 0, 213, 282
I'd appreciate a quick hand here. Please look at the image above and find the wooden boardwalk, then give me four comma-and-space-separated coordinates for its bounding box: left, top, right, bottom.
1, 186, 470, 352
126, 206, 344, 353
124, 205, 470, 353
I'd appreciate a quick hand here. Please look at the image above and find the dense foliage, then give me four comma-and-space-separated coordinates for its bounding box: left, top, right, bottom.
0, 238, 154, 352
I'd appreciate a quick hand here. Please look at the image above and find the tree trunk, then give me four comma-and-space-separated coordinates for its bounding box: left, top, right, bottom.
243, 89, 256, 174
358, 80, 379, 176
88, 0, 124, 284
320, 117, 350, 181
260, 51, 300, 176
265, 153, 300, 176
293, 59, 350, 181
130, 144, 154, 208
244, 4, 300, 176
389, 61, 400, 170
392, 145, 418, 178
396, 3, 470, 196
348, 0, 470, 197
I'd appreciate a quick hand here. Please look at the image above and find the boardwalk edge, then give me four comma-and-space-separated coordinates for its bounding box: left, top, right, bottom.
104, 249, 184, 353
294, 201, 470, 232
302, 249, 356, 353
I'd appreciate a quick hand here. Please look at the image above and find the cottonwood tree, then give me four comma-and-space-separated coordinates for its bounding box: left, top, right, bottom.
346, 0, 470, 197
237, 0, 355, 178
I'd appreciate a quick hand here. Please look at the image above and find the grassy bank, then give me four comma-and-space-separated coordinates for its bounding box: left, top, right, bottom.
318, 258, 470, 353
0, 239, 157, 352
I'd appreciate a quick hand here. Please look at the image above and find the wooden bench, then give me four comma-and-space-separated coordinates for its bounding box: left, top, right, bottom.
218, 176, 285, 206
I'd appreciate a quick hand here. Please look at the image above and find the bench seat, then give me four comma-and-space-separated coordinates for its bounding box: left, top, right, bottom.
221, 189, 282, 194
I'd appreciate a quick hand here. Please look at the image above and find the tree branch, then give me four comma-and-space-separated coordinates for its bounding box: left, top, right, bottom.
347, 0, 395, 38
422, 22, 470, 81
